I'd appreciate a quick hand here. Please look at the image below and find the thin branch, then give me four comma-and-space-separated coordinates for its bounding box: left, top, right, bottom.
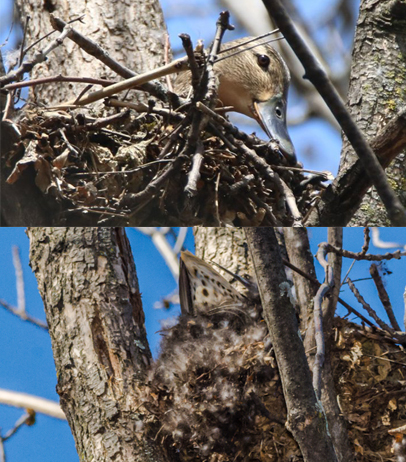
134, 228, 180, 280
4, 75, 116, 91
2, 410, 36, 441
12, 246, 25, 313
347, 279, 406, 343
325, 244, 406, 261
0, 25, 71, 86
361, 227, 371, 255
313, 243, 334, 399
184, 142, 204, 198
282, 258, 375, 328
279, 178, 303, 226
371, 227, 405, 249
49, 14, 169, 103
55, 56, 190, 108
0, 299, 48, 330
370, 263, 401, 331
0, 388, 65, 420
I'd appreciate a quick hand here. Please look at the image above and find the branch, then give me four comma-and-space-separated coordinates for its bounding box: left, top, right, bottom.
49, 15, 169, 102
325, 244, 406, 261
306, 109, 406, 226
0, 25, 71, 86
0, 388, 65, 420
370, 263, 401, 331
245, 228, 338, 462
313, 243, 334, 399
347, 278, 406, 343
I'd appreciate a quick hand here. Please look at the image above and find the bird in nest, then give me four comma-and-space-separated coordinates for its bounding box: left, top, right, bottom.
174, 37, 296, 165
145, 252, 295, 461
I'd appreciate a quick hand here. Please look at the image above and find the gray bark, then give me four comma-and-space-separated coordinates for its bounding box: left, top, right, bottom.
28, 228, 168, 462
14, 0, 168, 105
341, 0, 406, 225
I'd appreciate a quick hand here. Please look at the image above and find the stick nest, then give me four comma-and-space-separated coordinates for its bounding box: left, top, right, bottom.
4, 107, 323, 225
142, 316, 406, 461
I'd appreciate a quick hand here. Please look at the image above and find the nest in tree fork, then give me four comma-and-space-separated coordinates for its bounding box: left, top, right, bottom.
142, 316, 406, 462
2, 106, 322, 226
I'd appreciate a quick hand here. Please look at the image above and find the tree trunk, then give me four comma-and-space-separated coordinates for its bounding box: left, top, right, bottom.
194, 227, 254, 292
340, 0, 406, 225
14, 0, 168, 105
28, 227, 168, 462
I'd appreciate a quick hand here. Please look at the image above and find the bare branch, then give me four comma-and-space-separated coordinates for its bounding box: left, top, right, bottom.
371, 227, 406, 249
370, 263, 401, 332
0, 25, 71, 86
0, 388, 65, 420
325, 244, 406, 262
347, 279, 406, 343
3, 410, 36, 441
245, 227, 338, 462
313, 243, 333, 398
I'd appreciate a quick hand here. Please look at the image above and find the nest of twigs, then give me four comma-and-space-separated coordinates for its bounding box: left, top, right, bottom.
143, 315, 405, 461
2, 104, 324, 226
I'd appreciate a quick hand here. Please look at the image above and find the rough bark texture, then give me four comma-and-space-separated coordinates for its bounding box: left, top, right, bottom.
27, 228, 167, 462
283, 227, 317, 328
194, 227, 254, 293
245, 227, 338, 462
14, 0, 168, 105
320, 229, 353, 462
340, 0, 406, 225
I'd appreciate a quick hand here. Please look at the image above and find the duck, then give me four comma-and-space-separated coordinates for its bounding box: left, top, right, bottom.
174, 37, 296, 164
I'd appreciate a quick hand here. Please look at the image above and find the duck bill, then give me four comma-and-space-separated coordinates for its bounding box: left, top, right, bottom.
253, 99, 296, 165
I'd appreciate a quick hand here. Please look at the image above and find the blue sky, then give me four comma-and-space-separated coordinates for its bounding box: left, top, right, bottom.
0, 227, 406, 461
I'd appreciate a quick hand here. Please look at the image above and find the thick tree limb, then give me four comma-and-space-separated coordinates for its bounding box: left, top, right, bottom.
245, 227, 338, 462
27, 228, 168, 462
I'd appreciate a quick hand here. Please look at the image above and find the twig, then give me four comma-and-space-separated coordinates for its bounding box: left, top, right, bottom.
195, 101, 281, 164
24, 15, 85, 55
55, 56, 189, 108
0, 298, 48, 330
214, 172, 221, 226
279, 178, 303, 226
164, 33, 174, 92
371, 227, 405, 249
134, 228, 182, 280
4, 75, 116, 91
347, 278, 406, 343
262, 0, 406, 226
325, 244, 406, 261
361, 227, 371, 255
184, 142, 204, 198
18, 16, 31, 67
313, 243, 334, 398
0, 25, 71, 86
370, 263, 401, 331
0, 388, 65, 420
3, 410, 35, 441
179, 34, 201, 90
49, 14, 170, 103
59, 128, 80, 157
281, 257, 375, 328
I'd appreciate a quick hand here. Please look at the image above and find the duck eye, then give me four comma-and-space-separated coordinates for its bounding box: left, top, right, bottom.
257, 54, 270, 68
